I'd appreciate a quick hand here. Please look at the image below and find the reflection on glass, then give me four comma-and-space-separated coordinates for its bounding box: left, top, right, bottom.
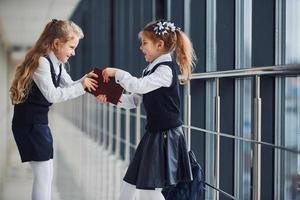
284, 77, 300, 200
242, 78, 252, 200
285, 0, 300, 199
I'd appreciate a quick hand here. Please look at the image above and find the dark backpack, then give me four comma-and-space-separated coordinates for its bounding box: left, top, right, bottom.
162, 150, 204, 200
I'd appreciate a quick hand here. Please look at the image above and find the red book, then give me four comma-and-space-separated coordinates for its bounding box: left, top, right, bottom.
86, 68, 124, 105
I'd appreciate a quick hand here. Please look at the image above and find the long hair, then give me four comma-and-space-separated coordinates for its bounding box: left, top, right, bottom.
10, 20, 83, 105
141, 20, 197, 84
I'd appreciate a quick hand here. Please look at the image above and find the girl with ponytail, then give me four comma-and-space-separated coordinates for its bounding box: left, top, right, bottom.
97, 20, 197, 200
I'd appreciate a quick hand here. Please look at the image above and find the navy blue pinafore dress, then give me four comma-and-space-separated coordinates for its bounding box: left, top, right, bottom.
123, 61, 193, 189
12, 57, 61, 163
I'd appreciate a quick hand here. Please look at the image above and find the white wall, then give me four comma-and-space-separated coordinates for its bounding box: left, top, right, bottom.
0, 39, 9, 194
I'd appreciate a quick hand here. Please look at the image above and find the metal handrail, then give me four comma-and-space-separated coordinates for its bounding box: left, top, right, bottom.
203, 182, 237, 200
116, 112, 297, 153
114, 110, 300, 154
182, 125, 300, 154
189, 64, 300, 80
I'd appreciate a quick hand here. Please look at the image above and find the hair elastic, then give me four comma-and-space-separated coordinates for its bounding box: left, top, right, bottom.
51, 19, 58, 24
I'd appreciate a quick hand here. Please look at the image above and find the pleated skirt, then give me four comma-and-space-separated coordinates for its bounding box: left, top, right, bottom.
123, 126, 193, 189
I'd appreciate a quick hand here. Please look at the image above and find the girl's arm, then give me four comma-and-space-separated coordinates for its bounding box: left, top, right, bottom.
59, 66, 80, 86
60, 66, 97, 86
103, 66, 173, 94
96, 93, 142, 109
33, 57, 96, 103
118, 93, 142, 109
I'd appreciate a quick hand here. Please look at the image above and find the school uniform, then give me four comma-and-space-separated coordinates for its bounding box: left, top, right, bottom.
115, 53, 193, 189
12, 51, 85, 162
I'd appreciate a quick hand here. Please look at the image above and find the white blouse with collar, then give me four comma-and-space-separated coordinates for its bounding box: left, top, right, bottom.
115, 53, 174, 109
32, 51, 85, 103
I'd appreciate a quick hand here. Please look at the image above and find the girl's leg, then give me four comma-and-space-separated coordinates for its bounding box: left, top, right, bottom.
118, 181, 137, 200
139, 189, 165, 200
48, 159, 53, 200
29, 160, 53, 200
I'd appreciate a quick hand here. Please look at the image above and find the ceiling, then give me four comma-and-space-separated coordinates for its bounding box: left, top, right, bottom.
0, 0, 80, 60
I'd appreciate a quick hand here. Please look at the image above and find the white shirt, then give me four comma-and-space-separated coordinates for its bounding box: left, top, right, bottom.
32, 51, 85, 103
115, 53, 173, 109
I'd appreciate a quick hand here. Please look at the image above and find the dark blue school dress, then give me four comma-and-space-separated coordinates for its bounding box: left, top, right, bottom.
123, 61, 193, 189
12, 57, 62, 163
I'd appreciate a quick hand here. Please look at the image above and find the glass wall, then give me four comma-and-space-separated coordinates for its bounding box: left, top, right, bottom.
53, 0, 300, 199
284, 1, 300, 199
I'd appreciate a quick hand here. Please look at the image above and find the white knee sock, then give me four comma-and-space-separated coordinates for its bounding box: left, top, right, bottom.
139, 189, 165, 200
118, 181, 137, 200
30, 160, 53, 200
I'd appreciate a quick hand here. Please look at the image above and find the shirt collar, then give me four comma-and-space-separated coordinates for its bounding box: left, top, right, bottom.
146, 53, 172, 71
48, 51, 61, 67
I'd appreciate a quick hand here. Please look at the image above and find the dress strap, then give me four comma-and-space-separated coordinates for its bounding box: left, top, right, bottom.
150, 61, 173, 74
44, 56, 62, 88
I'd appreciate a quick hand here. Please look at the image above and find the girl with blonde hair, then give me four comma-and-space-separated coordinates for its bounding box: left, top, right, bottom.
10, 19, 97, 200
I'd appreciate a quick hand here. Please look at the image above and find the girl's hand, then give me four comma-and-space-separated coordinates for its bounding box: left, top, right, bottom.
81, 77, 98, 92
96, 94, 107, 103
87, 70, 98, 78
102, 68, 117, 83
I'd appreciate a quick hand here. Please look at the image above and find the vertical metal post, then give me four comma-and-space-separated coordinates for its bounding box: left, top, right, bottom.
152, 0, 156, 20
274, 0, 285, 198
89, 96, 93, 138
183, 0, 191, 151
184, 0, 191, 36
206, 0, 217, 198
87, 95, 91, 137
274, 78, 284, 200
235, 0, 252, 198
253, 75, 261, 200
214, 78, 221, 200
116, 107, 121, 159
184, 81, 192, 151
135, 105, 141, 148
166, 0, 171, 20
108, 104, 113, 153
102, 104, 108, 148
125, 109, 130, 164
98, 104, 103, 145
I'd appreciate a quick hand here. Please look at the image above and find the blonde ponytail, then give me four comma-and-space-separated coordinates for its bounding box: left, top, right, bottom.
175, 31, 197, 84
